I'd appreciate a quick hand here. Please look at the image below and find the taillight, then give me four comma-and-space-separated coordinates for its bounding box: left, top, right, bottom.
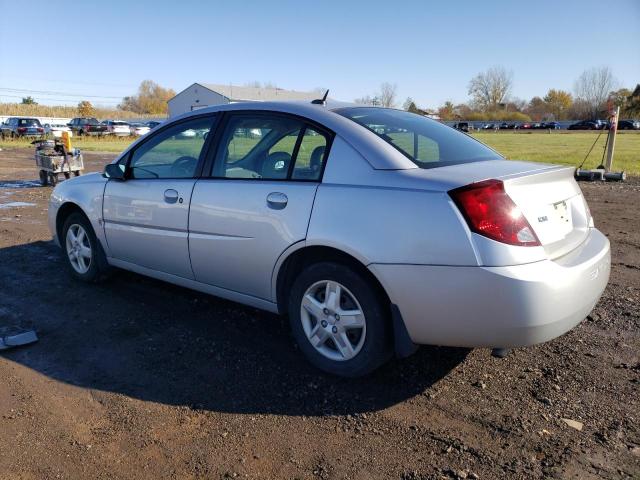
37, 127, 44, 132
449, 179, 540, 247
17, 127, 26, 133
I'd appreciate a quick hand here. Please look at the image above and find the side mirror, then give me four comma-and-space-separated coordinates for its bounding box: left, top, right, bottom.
103, 163, 126, 180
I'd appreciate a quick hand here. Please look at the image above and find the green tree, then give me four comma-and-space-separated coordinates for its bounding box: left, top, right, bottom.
21, 96, 37, 105
77, 100, 95, 117
625, 85, 640, 116
543, 89, 573, 120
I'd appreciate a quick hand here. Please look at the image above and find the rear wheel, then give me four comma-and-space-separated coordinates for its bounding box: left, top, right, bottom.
288, 262, 392, 377
48, 173, 58, 186
39, 170, 48, 186
62, 212, 110, 282
63, 172, 71, 179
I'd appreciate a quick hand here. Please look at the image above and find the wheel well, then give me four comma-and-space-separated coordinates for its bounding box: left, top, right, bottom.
56, 202, 86, 242
276, 246, 391, 315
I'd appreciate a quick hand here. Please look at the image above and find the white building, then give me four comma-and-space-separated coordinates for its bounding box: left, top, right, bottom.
167, 83, 320, 117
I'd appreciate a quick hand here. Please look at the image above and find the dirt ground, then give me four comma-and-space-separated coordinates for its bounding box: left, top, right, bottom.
0, 147, 638, 480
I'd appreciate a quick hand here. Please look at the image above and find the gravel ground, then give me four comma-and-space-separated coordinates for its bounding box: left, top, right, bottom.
0, 147, 638, 480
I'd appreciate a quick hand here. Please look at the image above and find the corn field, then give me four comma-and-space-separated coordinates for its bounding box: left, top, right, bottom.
0, 103, 165, 120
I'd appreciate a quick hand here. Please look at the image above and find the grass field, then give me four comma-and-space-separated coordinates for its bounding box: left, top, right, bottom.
2, 131, 638, 174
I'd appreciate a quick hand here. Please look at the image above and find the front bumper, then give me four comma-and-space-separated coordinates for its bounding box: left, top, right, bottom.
370, 228, 610, 348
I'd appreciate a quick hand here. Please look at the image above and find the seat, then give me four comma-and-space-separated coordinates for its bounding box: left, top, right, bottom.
261, 151, 291, 179
309, 146, 325, 177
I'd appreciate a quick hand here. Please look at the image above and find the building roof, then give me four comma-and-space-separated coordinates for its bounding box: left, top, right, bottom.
193, 83, 320, 102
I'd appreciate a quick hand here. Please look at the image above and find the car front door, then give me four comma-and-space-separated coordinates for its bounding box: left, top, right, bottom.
189, 112, 332, 301
102, 114, 217, 279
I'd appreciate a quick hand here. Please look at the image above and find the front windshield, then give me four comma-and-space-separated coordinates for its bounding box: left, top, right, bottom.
335, 107, 502, 168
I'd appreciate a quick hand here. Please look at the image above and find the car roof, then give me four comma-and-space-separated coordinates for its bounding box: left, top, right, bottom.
167, 101, 417, 170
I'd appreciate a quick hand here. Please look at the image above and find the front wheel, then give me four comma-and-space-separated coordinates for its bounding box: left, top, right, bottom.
62, 212, 110, 282
288, 262, 392, 377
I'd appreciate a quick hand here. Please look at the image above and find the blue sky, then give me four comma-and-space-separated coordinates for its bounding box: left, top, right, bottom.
0, 0, 638, 108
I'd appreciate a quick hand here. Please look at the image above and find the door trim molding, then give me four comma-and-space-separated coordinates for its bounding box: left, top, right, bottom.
107, 257, 280, 314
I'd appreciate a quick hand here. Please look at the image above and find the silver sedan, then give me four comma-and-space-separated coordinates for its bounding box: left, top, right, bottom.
48, 101, 610, 377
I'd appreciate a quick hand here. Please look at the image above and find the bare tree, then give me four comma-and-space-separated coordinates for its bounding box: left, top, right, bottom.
468, 66, 513, 111
354, 95, 377, 105
379, 82, 398, 108
574, 67, 619, 118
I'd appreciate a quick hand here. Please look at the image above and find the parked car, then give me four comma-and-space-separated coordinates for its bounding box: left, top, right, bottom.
567, 120, 599, 130
518, 123, 532, 130
482, 123, 496, 130
0, 117, 45, 138
102, 120, 131, 136
44, 123, 71, 138
452, 122, 469, 132
618, 119, 640, 130
146, 120, 163, 129
48, 102, 610, 377
542, 121, 561, 130
129, 123, 151, 136
68, 117, 108, 136
499, 122, 515, 130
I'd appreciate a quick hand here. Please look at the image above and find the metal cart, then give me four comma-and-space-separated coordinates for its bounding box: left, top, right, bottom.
34, 139, 84, 186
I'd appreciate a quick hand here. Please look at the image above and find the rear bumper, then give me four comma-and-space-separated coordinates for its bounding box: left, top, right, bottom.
369, 228, 610, 348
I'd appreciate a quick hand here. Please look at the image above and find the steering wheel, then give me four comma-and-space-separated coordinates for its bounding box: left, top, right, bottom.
171, 156, 197, 177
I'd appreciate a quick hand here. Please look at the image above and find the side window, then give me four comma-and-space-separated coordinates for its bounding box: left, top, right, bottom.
128, 116, 215, 179
215, 115, 303, 180
291, 128, 329, 181
416, 135, 439, 163
386, 130, 439, 163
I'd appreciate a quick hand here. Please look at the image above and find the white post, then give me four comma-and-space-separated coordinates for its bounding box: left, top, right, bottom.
604, 106, 620, 172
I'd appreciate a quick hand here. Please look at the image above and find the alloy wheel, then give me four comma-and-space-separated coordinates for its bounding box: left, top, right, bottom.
65, 224, 92, 274
300, 280, 366, 361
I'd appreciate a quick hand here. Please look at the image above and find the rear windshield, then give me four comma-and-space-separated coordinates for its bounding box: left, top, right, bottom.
18, 118, 41, 127
334, 107, 502, 168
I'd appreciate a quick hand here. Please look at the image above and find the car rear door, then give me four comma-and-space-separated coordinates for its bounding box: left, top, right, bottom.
188, 112, 332, 301
102, 114, 217, 279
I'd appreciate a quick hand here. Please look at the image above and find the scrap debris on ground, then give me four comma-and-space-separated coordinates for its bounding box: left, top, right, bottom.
0, 147, 638, 479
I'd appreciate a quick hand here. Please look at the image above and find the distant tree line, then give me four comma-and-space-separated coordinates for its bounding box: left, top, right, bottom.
356, 66, 639, 122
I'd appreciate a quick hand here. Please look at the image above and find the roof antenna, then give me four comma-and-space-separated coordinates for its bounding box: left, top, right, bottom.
311, 89, 329, 105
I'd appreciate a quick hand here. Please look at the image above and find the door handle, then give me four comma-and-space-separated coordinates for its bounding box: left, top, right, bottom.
164, 189, 180, 204
266, 192, 288, 210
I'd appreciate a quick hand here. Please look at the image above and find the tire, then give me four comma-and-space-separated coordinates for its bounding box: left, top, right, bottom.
288, 262, 392, 377
74, 170, 81, 177
39, 170, 48, 186
48, 173, 58, 186
63, 172, 71, 179
61, 212, 110, 282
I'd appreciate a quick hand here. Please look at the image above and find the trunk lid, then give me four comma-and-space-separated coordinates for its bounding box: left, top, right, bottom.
502, 165, 590, 259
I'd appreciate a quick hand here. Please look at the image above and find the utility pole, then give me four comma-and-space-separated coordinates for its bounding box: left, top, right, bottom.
604, 106, 619, 172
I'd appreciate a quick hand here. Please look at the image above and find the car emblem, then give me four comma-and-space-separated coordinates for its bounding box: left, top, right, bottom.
538, 216, 548, 223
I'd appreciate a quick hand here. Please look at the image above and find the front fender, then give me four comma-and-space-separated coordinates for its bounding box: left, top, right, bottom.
48, 173, 109, 254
